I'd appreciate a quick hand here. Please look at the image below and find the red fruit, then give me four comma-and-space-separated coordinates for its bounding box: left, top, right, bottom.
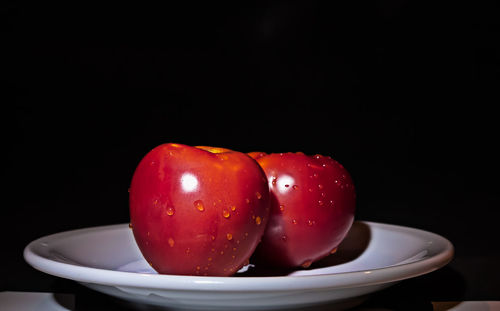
249, 152, 356, 268
129, 143, 270, 276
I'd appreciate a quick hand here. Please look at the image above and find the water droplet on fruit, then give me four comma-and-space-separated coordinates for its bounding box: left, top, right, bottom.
318, 200, 324, 206
220, 251, 224, 255
255, 192, 262, 199
308, 188, 313, 192
226, 233, 233, 240
313, 173, 318, 178
211, 235, 216, 241
292, 185, 299, 190
330, 247, 338, 255
281, 235, 288, 242
222, 209, 231, 218
196, 266, 201, 271
166, 207, 175, 216
255, 216, 262, 225
245, 198, 250, 204
318, 184, 324, 190
272, 177, 277, 186
307, 219, 315, 226
194, 200, 205, 212
279, 204, 285, 212
314, 154, 322, 159
292, 219, 298, 225
329, 200, 335, 206
231, 205, 236, 212
301, 260, 313, 268
321, 192, 326, 197
168, 238, 175, 247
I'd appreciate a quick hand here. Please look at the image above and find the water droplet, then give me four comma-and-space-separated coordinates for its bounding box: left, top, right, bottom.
255, 192, 262, 199
330, 247, 338, 255
272, 177, 277, 186
314, 154, 322, 159
166, 207, 175, 216
226, 233, 233, 240
281, 235, 288, 242
292, 219, 298, 225
318, 200, 324, 206
329, 200, 335, 206
318, 184, 324, 190
210, 235, 216, 241
153, 199, 159, 206
292, 185, 299, 190
168, 238, 175, 247
313, 173, 318, 178
220, 251, 224, 255
196, 266, 201, 271
150, 161, 156, 166
255, 216, 262, 225
222, 209, 231, 218
307, 219, 315, 226
231, 205, 236, 212
321, 192, 326, 197
279, 204, 285, 212
308, 188, 313, 192
301, 260, 313, 268
334, 179, 339, 184
194, 200, 205, 212
128, 223, 133, 229
245, 198, 250, 204
307, 163, 312, 167
322, 163, 327, 167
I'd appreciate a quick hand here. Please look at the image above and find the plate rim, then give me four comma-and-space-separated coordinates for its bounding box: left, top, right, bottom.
24, 221, 454, 291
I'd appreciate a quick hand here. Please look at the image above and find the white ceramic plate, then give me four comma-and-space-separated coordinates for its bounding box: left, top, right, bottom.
24, 221, 453, 310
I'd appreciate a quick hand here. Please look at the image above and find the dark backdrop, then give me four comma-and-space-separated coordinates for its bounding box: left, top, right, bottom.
3, 0, 499, 302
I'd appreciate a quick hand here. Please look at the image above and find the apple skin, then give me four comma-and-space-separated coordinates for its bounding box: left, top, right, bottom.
129, 143, 270, 276
249, 152, 356, 268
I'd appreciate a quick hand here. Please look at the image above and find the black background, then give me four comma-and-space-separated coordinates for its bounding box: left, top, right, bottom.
2, 0, 499, 305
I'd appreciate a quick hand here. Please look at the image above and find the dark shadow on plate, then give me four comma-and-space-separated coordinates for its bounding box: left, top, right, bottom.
239, 221, 372, 277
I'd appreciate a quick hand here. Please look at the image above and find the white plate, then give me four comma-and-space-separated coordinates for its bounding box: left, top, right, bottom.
24, 221, 453, 310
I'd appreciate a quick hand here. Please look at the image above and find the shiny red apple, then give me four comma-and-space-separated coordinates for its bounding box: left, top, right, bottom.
129, 143, 270, 276
248, 152, 356, 268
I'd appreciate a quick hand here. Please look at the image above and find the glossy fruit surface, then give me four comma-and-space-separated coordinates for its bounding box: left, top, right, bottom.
249, 152, 356, 268
129, 143, 270, 276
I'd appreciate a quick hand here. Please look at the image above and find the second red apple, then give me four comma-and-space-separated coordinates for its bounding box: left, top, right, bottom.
249, 152, 356, 268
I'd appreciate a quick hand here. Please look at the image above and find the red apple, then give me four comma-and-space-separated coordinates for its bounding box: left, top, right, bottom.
248, 152, 356, 268
129, 143, 270, 276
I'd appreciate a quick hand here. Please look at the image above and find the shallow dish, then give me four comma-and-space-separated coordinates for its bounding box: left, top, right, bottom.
24, 221, 453, 310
